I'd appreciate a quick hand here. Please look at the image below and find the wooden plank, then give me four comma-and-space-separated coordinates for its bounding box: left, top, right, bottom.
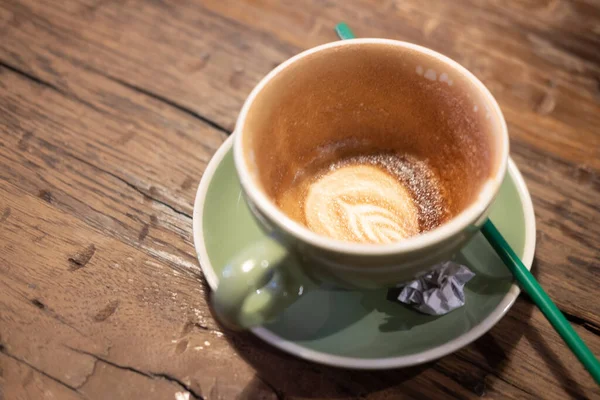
0, 0, 299, 131
0, 61, 227, 281
0, 181, 273, 400
3, 0, 597, 169
0, 354, 84, 400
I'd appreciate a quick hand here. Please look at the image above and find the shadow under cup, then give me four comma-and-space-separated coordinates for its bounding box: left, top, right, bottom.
240, 41, 506, 247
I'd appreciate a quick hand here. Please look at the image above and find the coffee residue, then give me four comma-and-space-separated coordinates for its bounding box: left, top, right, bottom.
337, 153, 448, 232
304, 164, 420, 244
275, 152, 449, 244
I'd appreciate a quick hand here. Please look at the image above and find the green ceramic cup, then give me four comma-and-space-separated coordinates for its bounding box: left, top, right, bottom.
213, 39, 509, 330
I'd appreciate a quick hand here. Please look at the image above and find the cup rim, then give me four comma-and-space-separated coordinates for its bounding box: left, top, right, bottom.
234, 38, 509, 256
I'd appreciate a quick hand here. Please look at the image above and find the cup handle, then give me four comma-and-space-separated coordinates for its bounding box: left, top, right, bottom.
211, 235, 308, 330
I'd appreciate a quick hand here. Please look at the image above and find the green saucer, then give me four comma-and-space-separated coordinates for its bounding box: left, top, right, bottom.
193, 136, 536, 369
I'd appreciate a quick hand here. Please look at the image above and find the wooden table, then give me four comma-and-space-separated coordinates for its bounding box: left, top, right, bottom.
1, 1, 599, 399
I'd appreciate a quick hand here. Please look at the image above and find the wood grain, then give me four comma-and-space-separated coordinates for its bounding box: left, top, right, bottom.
0, 0, 599, 399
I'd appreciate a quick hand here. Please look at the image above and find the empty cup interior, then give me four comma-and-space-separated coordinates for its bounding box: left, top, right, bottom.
240, 42, 505, 222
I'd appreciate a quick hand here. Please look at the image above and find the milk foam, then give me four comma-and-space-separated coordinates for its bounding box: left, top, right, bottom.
275, 152, 448, 245
304, 165, 420, 244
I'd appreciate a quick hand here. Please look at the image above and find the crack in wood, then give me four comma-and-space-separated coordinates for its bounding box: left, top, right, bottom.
553, 308, 600, 337
38, 189, 53, 203
0, 59, 108, 116
31, 298, 46, 309
138, 223, 150, 241
66, 346, 204, 400
453, 351, 537, 397
90, 68, 231, 135
0, 60, 65, 94
68, 244, 96, 270
432, 363, 487, 397
194, 322, 211, 331
44, 308, 88, 337
0, 345, 85, 397
76, 357, 99, 390
179, 320, 214, 337
0, 281, 89, 338
519, 294, 600, 337
256, 375, 285, 400
153, 373, 203, 400
94, 299, 119, 322
430, 379, 471, 400
66, 151, 192, 219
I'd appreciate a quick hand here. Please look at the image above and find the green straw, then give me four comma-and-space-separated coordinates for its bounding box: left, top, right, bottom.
482, 220, 600, 384
334, 22, 600, 385
335, 22, 356, 41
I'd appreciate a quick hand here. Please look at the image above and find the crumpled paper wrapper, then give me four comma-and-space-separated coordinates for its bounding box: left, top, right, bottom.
389, 261, 475, 316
